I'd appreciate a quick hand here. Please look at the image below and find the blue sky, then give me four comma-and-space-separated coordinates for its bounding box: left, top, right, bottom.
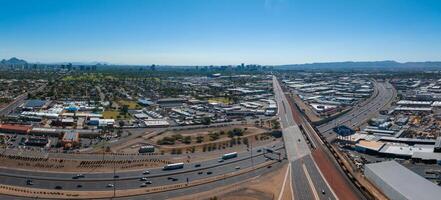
1, 0, 441, 65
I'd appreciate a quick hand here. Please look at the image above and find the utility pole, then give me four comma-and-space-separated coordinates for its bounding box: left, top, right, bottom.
113, 153, 116, 198
250, 139, 254, 169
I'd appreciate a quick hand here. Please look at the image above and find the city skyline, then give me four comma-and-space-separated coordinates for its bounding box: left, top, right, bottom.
1, 0, 441, 65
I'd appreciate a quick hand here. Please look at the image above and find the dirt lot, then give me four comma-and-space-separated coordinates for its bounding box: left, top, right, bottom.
172, 162, 290, 200
0, 155, 171, 173
148, 125, 278, 155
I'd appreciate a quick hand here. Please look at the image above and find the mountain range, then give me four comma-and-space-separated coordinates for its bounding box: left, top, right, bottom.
0, 57, 27, 65
277, 61, 441, 70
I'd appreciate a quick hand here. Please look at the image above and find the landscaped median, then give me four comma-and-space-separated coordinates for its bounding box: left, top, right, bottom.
0, 160, 279, 199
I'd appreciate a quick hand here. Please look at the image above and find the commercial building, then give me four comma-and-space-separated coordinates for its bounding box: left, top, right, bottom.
396, 100, 432, 107
22, 99, 48, 110
24, 136, 48, 147
157, 98, 186, 108
0, 124, 31, 134
61, 132, 80, 148
138, 145, 155, 153
365, 161, 441, 200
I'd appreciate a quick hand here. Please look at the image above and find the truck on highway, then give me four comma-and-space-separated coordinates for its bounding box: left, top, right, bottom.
162, 162, 184, 170
221, 152, 238, 160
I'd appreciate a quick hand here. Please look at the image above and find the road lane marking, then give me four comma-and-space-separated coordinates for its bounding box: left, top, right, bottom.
311, 157, 339, 200
289, 163, 295, 200
302, 163, 320, 200
277, 163, 292, 200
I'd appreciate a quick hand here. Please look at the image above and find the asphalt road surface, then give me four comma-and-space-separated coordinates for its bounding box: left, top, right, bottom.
273, 76, 336, 200
318, 80, 396, 140
0, 142, 285, 191
0, 159, 287, 200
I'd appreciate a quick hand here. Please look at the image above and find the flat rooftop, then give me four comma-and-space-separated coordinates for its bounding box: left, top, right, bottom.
365, 161, 441, 200
356, 140, 385, 151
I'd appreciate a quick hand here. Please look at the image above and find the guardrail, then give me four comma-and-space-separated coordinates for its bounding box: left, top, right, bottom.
0, 159, 281, 199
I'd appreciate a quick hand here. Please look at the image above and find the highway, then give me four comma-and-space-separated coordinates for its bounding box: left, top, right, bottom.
0, 142, 285, 193
0, 159, 287, 200
317, 80, 396, 140
0, 94, 27, 116
273, 76, 337, 200
0, 84, 47, 116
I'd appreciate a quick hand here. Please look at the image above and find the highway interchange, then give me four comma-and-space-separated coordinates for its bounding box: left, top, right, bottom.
0, 76, 390, 199
275, 75, 369, 200
273, 76, 339, 200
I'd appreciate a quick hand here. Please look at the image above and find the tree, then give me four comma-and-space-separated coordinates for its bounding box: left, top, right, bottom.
232, 128, 244, 136
243, 137, 249, 146
183, 136, 192, 144
201, 117, 211, 125
196, 135, 204, 143
271, 120, 281, 130
208, 132, 220, 141
172, 134, 183, 141
120, 105, 129, 116
227, 130, 235, 138
118, 120, 125, 127
255, 120, 260, 126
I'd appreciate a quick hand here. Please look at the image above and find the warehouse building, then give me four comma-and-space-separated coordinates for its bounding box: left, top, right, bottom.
61, 132, 80, 148
0, 124, 31, 134
365, 161, 441, 200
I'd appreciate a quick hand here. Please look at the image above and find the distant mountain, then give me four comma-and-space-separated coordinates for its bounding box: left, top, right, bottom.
277, 61, 441, 71
0, 57, 27, 65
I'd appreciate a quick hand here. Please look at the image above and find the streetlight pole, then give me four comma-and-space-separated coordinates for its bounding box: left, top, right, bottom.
250, 138, 254, 170
113, 153, 116, 198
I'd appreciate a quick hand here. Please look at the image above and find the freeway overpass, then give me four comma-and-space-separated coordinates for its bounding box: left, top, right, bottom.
273, 76, 363, 200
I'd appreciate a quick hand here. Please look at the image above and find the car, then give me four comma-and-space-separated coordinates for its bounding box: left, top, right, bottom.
106, 184, 114, 188
206, 171, 213, 175
54, 186, 62, 190
113, 175, 119, 178
145, 181, 152, 184
142, 170, 150, 175
73, 174, 85, 179
321, 189, 326, 194
197, 171, 203, 175
140, 183, 147, 187
218, 159, 224, 163
26, 180, 33, 185
257, 149, 262, 153
194, 164, 201, 168
267, 165, 272, 169
171, 178, 178, 181
235, 166, 241, 170
140, 177, 148, 181
77, 184, 83, 188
